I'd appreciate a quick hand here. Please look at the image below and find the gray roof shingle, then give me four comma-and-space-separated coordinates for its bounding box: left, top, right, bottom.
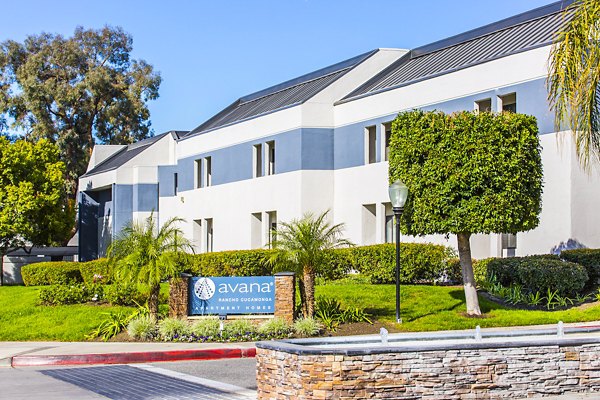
81, 131, 187, 177
185, 50, 378, 137
340, 0, 573, 103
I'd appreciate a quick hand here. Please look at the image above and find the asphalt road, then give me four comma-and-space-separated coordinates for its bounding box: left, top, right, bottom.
0, 358, 257, 400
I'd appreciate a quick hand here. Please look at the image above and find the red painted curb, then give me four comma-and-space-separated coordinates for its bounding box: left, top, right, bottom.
11, 347, 256, 367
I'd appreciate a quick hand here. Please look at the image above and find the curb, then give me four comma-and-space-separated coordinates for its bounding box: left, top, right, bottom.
11, 347, 256, 367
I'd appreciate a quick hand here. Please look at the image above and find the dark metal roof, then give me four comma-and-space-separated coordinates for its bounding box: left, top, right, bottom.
81, 130, 187, 177
340, 0, 574, 103
7, 246, 78, 257
185, 50, 379, 137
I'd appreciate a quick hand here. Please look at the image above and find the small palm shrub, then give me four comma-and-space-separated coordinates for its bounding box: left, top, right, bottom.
222, 319, 256, 339
258, 317, 292, 337
127, 316, 157, 341
190, 318, 221, 338
293, 317, 322, 337
158, 318, 190, 341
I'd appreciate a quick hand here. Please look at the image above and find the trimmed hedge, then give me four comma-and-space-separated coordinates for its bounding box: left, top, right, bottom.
487, 255, 588, 296
79, 259, 111, 284
185, 249, 276, 277
21, 262, 82, 286
446, 258, 492, 286
561, 249, 600, 286
324, 243, 455, 284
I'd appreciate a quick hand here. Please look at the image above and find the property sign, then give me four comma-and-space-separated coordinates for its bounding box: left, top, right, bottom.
189, 276, 275, 315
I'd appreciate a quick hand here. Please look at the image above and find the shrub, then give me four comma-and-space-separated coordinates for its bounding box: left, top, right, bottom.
158, 318, 190, 341
341, 243, 455, 284
38, 283, 103, 305
222, 319, 256, 338
21, 262, 82, 286
561, 248, 600, 286
293, 318, 322, 337
487, 255, 588, 296
190, 318, 221, 338
186, 249, 276, 277
319, 248, 354, 280
258, 317, 292, 336
127, 316, 157, 340
104, 283, 146, 306
79, 259, 111, 284
447, 257, 494, 286
87, 311, 133, 341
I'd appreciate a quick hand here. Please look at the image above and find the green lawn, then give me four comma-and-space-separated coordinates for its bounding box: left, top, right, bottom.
316, 283, 600, 332
0, 286, 134, 341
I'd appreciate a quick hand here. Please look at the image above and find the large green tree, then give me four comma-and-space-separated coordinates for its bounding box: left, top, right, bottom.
549, 0, 600, 169
0, 26, 161, 197
0, 138, 73, 285
108, 214, 192, 319
389, 110, 543, 316
270, 210, 352, 318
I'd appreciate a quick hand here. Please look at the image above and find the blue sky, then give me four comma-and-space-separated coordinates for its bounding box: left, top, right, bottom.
2, 0, 556, 135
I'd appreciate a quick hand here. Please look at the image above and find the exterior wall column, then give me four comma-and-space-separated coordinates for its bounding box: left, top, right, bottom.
169, 273, 190, 318
274, 272, 295, 323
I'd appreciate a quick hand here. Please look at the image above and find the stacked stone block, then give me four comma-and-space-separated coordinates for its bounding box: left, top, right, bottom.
168, 274, 189, 318
274, 272, 295, 324
256, 343, 600, 399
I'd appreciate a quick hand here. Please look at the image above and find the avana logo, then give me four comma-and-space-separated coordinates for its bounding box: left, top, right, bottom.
194, 277, 216, 300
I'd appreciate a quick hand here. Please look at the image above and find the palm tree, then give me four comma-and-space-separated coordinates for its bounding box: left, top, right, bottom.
108, 213, 192, 319
270, 210, 352, 318
549, 0, 600, 170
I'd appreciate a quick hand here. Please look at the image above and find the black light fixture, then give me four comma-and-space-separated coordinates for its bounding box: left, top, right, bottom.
388, 179, 409, 323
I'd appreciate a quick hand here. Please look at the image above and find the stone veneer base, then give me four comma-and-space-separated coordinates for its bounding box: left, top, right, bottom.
256, 327, 600, 399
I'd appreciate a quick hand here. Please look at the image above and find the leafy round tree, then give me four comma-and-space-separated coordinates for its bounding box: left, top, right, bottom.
108, 214, 192, 319
0, 26, 161, 198
270, 210, 352, 318
389, 110, 543, 315
0, 138, 73, 285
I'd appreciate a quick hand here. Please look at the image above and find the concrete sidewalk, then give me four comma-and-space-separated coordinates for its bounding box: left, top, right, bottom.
2, 320, 600, 368
0, 341, 256, 367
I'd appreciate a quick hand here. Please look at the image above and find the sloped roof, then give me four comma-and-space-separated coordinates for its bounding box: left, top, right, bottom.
81, 131, 187, 177
185, 50, 379, 137
340, 0, 574, 103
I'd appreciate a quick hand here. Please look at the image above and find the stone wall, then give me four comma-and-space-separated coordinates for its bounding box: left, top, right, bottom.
256, 342, 600, 399
169, 275, 189, 318
274, 272, 295, 324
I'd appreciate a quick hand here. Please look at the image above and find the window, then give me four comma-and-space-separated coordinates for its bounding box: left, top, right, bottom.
501, 233, 517, 257
362, 204, 376, 245
253, 144, 263, 178
204, 157, 212, 187
382, 123, 392, 161
267, 211, 277, 247
205, 218, 213, 252
251, 212, 262, 249
195, 160, 202, 188
173, 173, 178, 194
266, 141, 275, 176
499, 93, 516, 113
365, 126, 376, 164
193, 219, 202, 252
475, 98, 492, 113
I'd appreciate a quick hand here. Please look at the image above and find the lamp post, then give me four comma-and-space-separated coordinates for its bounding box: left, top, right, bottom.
388, 179, 409, 324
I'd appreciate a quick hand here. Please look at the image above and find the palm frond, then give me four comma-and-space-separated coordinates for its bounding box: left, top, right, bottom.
548, 0, 600, 169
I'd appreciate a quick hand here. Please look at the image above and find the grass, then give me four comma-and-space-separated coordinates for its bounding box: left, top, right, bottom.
316, 283, 600, 332
0, 286, 135, 341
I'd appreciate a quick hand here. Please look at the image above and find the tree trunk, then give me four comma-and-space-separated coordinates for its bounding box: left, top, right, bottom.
0, 253, 4, 286
304, 267, 316, 318
457, 232, 482, 316
298, 277, 307, 318
148, 284, 160, 320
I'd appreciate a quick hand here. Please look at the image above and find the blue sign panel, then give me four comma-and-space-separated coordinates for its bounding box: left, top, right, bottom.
189, 276, 275, 316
